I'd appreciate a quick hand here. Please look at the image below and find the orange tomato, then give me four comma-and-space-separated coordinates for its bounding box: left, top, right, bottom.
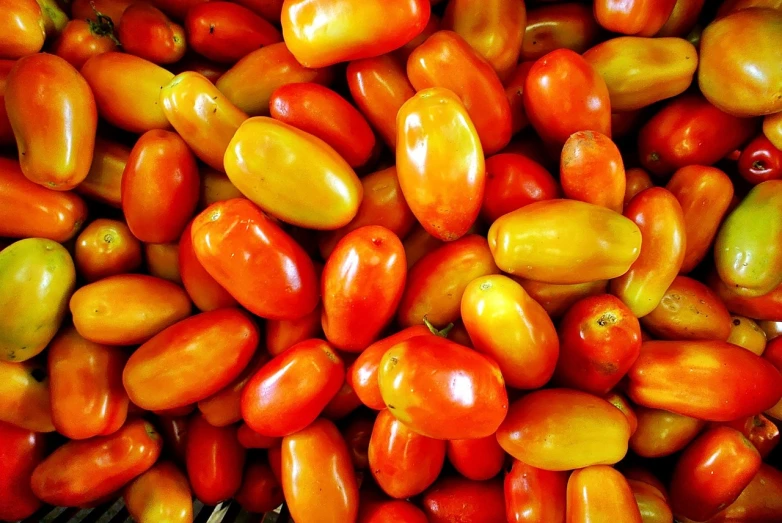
0, 359, 55, 432
144, 242, 181, 284
521, 3, 600, 61
446, 436, 505, 482
178, 219, 237, 312
630, 406, 705, 458
505, 460, 567, 523
265, 305, 322, 356
422, 477, 506, 523
76, 138, 129, 207
0, 0, 45, 59
516, 279, 608, 319
0, 60, 14, 145
481, 152, 560, 223
709, 272, 782, 321
566, 466, 643, 523
503, 61, 533, 134
624, 167, 654, 207
117, 2, 185, 64
707, 464, 782, 522
51, 18, 119, 70
194, 351, 264, 426
71, 0, 133, 22
560, 130, 625, 212
123, 462, 192, 523
594, 0, 677, 36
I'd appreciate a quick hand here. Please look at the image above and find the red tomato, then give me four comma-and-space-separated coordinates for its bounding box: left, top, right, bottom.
156, 415, 189, 464
422, 477, 506, 523
0, 421, 45, 521
566, 466, 643, 523
232, 0, 283, 21
521, 3, 601, 61
185, 413, 246, 505
504, 61, 533, 134
190, 198, 319, 320
709, 464, 782, 522
0, 59, 14, 145
322, 374, 363, 420
738, 134, 782, 185
718, 414, 780, 459
709, 272, 782, 321
147, 0, 209, 20
394, 12, 441, 63
265, 305, 322, 356
118, 3, 185, 64
446, 436, 505, 482
71, 0, 133, 23
358, 499, 428, 523
481, 152, 560, 223
0, 0, 45, 59
505, 460, 567, 523
241, 339, 344, 437
237, 424, 280, 449
178, 220, 237, 312
235, 461, 284, 514
185, 1, 281, 64
144, 242, 181, 284
594, 0, 677, 36
74, 219, 141, 282
196, 353, 267, 426
31, 418, 162, 506
52, 18, 119, 70
123, 461, 192, 523
560, 130, 625, 213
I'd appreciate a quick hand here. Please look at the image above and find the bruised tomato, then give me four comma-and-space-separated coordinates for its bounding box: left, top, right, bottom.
235, 461, 284, 514
77, 138, 129, 207
630, 406, 705, 458
0, 0, 45, 59
178, 220, 237, 312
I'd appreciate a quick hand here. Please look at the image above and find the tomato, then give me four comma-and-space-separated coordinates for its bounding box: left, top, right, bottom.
516, 279, 608, 320
321, 372, 363, 420
185, 413, 246, 505
727, 316, 767, 355
504, 460, 566, 523
713, 277, 782, 325
461, 274, 558, 389
74, 219, 140, 281
0, 0, 45, 59
358, 499, 428, 523
584, 36, 697, 112
567, 466, 643, 523
123, 461, 192, 523
523, 48, 611, 147
339, 417, 372, 470
144, 242, 181, 284
198, 168, 242, 207
625, 168, 654, 207
738, 134, 782, 184
233, 460, 283, 514
604, 392, 639, 436
407, 31, 512, 155
81, 52, 174, 133
282, 418, 359, 523
719, 414, 780, 459
0, 421, 45, 521
560, 130, 625, 212
638, 94, 758, 177
394, 12, 441, 63
707, 464, 782, 522
77, 138, 129, 207
489, 199, 642, 284
594, 0, 677, 36
175, 227, 234, 312
628, 479, 673, 523
281, 0, 430, 68
32, 418, 162, 506
70, 274, 192, 345
191, 199, 319, 319
657, 0, 706, 36
765, 111, 782, 150
71, 0, 133, 22
627, 340, 782, 421
422, 477, 506, 523
699, 8, 782, 117
52, 18, 119, 70
715, 180, 782, 296
521, 3, 600, 62
630, 406, 705, 458
265, 307, 321, 358
0, 359, 53, 432
0, 60, 14, 145
237, 424, 279, 449
446, 436, 504, 482
761, 320, 782, 340
0, 238, 75, 363
242, 339, 343, 436
481, 152, 560, 223
402, 224, 444, 268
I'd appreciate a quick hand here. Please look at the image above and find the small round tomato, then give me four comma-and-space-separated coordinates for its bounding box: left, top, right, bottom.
481, 152, 560, 223
521, 3, 600, 61
560, 130, 625, 212
198, 168, 243, 207
75, 219, 142, 282
118, 2, 185, 64
0, 421, 45, 521
123, 462, 192, 523
738, 134, 782, 184
446, 436, 505, 482
505, 460, 567, 523
594, 0, 676, 36
566, 466, 643, 523
0, 0, 45, 59
0, 360, 54, 432
422, 477, 506, 523
52, 18, 119, 70
727, 316, 768, 355
627, 479, 673, 523
235, 461, 284, 514
186, 413, 246, 505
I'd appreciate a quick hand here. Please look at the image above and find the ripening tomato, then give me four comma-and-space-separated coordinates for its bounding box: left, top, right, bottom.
489, 199, 642, 284
710, 272, 782, 321
717, 0, 782, 17
5, 53, 96, 190
71, 0, 133, 22
402, 224, 444, 268
764, 111, 782, 150
124, 462, 192, 523
461, 275, 559, 389
738, 134, 782, 184
186, 413, 246, 505
584, 36, 697, 112
521, 3, 600, 62
81, 52, 174, 133
630, 406, 705, 458
322, 373, 363, 420
282, 418, 359, 523
505, 460, 567, 523
761, 320, 782, 340
0, 360, 54, 432
657, 0, 706, 37
625, 168, 654, 206
77, 138, 129, 207
594, 0, 677, 36
237, 424, 279, 449
422, 477, 506, 523
178, 220, 237, 312
75, 219, 142, 282
0, 0, 45, 59
235, 461, 284, 514
727, 316, 767, 355
0, 421, 45, 521
0, 59, 14, 145
408, 31, 512, 155
191, 199, 319, 319
52, 18, 119, 70
604, 392, 639, 436
567, 466, 643, 523
31, 418, 162, 507
144, 242, 181, 284
446, 436, 505, 482
281, 0, 430, 68
715, 180, 782, 297
719, 414, 780, 459
481, 152, 560, 223
560, 130, 625, 212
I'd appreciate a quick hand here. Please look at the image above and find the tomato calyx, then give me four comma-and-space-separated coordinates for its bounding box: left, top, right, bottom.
423, 316, 454, 338
87, 2, 121, 46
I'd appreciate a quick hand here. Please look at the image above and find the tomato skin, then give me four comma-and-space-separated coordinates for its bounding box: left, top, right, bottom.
185, 413, 246, 505
657, 0, 706, 37
237, 424, 279, 449
761, 320, 782, 340
699, 9, 782, 117
481, 152, 560, 223
627, 479, 673, 523
560, 130, 625, 212
446, 436, 504, 482
504, 460, 566, 523
52, 18, 119, 70
198, 168, 242, 207
281, 0, 430, 68
503, 62, 532, 135
715, 180, 782, 296
191, 198, 319, 320
727, 316, 767, 355
627, 340, 782, 421
71, 0, 133, 22
31, 418, 162, 507
717, 0, 782, 17
461, 274, 559, 389
81, 52, 174, 133
422, 477, 506, 523
521, 3, 599, 62
156, 415, 189, 465
241, 339, 344, 437
517, 279, 608, 319
74, 219, 140, 282
764, 111, 782, 150
718, 414, 779, 459
77, 138, 129, 207
0, 421, 45, 521
282, 418, 359, 523
707, 464, 782, 522
342, 417, 372, 470
0, 359, 54, 433
235, 460, 284, 514
358, 499, 428, 523
738, 134, 782, 185
624, 168, 654, 207
566, 466, 643, 523
407, 31, 512, 155
594, 0, 676, 36
144, 242, 181, 284
638, 94, 758, 177
178, 220, 237, 312
0, 59, 15, 145
123, 461, 192, 523
630, 406, 705, 458
709, 272, 782, 321
489, 199, 642, 284
265, 306, 322, 357
0, 0, 45, 59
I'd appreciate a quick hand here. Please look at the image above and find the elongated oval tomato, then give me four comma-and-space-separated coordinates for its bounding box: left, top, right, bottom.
235, 460, 284, 514
397, 88, 485, 240
70, 274, 192, 345
48, 327, 128, 440
0, 360, 54, 432
123, 309, 258, 410
118, 2, 186, 64
710, 272, 782, 322
560, 130, 625, 212
224, 117, 362, 230
341, 418, 372, 470
242, 339, 344, 436
216, 42, 333, 116
446, 436, 505, 482
0, 0, 45, 59
281, 0, 430, 68
505, 460, 567, 523
77, 138, 129, 207
186, 413, 246, 505
594, 0, 677, 36
523, 48, 611, 147
407, 31, 512, 155
191, 199, 318, 319
52, 18, 119, 70
31, 418, 162, 507
489, 199, 642, 284
178, 220, 237, 312
197, 353, 267, 427
666, 165, 734, 273
368, 409, 445, 498
461, 275, 558, 389
124, 462, 192, 523
627, 340, 782, 421
422, 477, 506, 523
630, 406, 705, 458
378, 335, 508, 440
161, 71, 248, 172
566, 466, 643, 523
0, 421, 45, 521
75, 219, 142, 282
5, 53, 96, 190
122, 130, 200, 243
170, 54, 227, 83
521, 3, 600, 61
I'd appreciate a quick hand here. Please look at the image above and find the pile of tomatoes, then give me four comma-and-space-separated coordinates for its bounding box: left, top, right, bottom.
1, 0, 782, 522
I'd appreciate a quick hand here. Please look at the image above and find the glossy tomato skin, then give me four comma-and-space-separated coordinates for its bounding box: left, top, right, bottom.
282, 418, 359, 523
481, 152, 560, 223
379, 335, 508, 440
237, 423, 279, 449
0, 59, 14, 145
0, 360, 54, 432
630, 406, 705, 458
461, 274, 559, 389
709, 272, 782, 321
738, 134, 782, 184
235, 461, 284, 514
522, 3, 599, 62
31, 418, 162, 507
560, 130, 625, 212
71, 0, 133, 22
0, 421, 45, 520
396, 88, 485, 240
505, 460, 567, 523
503, 61, 533, 135
178, 220, 237, 312
281, 0, 430, 68
123, 309, 259, 411
52, 18, 119, 70
185, 1, 281, 63
77, 138, 129, 207
357, 499, 428, 523
190, 198, 319, 320
0, 0, 45, 59
627, 340, 782, 421
719, 414, 780, 459
75, 219, 142, 282
657, 0, 706, 36
70, 274, 191, 347
517, 279, 608, 319
5, 53, 96, 190
627, 479, 673, 523
241, 339, 344, 437
764, 111, 782, 150
594, 0, 676, 36
727, 316, 767, 355
707, 464, 782, 522
122, 130, 200, 243
118, 2, 185, 64
446, 436, 505, 482
186, 413, 246, 505
422, 477, 506, 523
145, 242, 181, 284
624, 167, 654, 206
265, 305, 322, 356
566, 466, 643, 523
407, 31, 512, 155
123, 461, 192, 523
